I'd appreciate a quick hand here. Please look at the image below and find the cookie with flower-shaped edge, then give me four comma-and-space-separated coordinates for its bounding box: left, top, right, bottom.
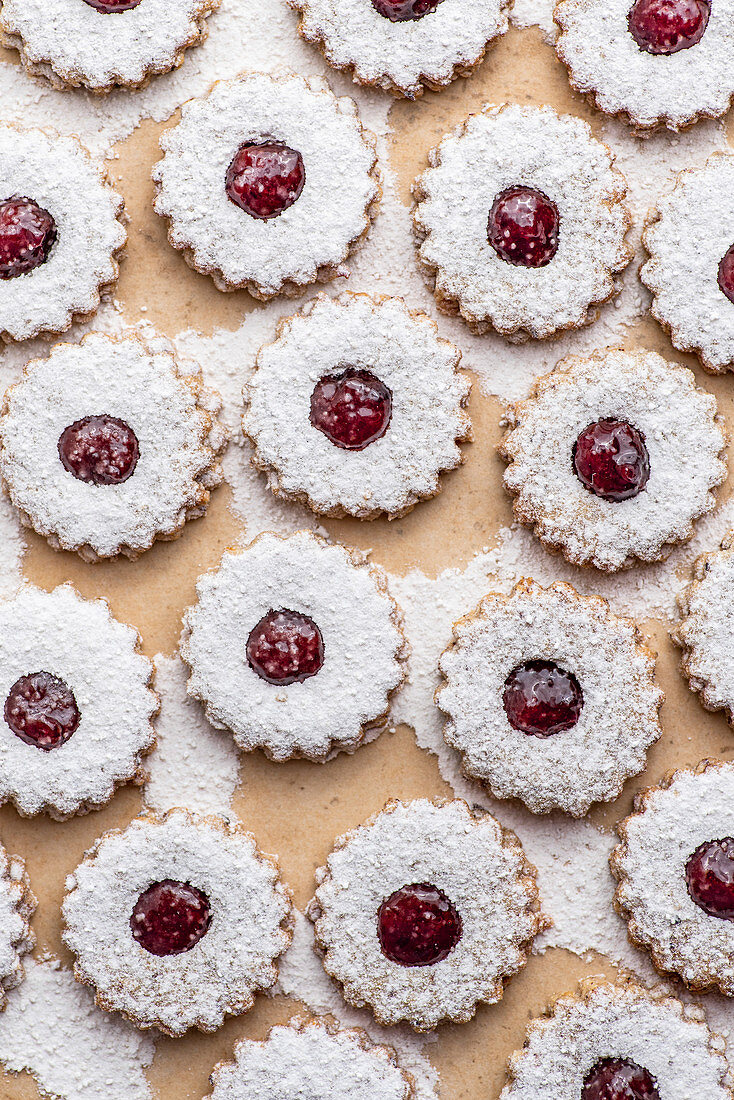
0, 584, 157, 819
244, 293, 470, 519
62, 807, 293, 1036
611, 759, 734, 993
673, 533, 734, 719
500, 977, 730, 1100
0, 124, 125, 343
152, 72, 380, 300
413, 104, 632, 339
0, 0, 219, 94
0, 330, 226, 562
0, 844, 35, 1010
207, 1017, 416, 1100
642, 154, 734, 373
437, 580, 663, 816
555, 0, 734, 132
500, 349, 727, 572
289, 0, 510, 99
181, 531, 407, 762
308, 798, 547, 1031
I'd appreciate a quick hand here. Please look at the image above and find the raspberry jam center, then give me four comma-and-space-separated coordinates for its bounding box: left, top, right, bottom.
378, 883, 462, 967
582, 1059, 660, 1100
58, 415, 139, 486
685, 838, 734, 920
83, 0, 143, 10
627, 0, 710, 53
0, 196, 57, 280
247, 609, 325, 685
4, 672, 80, 751
573, 419, 650, 502
503, 660, 583, 738
310, 367, 393, 451
131, 880, 211, 956
371, 0, 443, 20
718, 245, 734, 304
487, 186, 559, 268
226, 142, 305, 220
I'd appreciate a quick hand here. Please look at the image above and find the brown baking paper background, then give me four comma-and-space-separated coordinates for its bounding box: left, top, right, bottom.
2, 17, 734, 1100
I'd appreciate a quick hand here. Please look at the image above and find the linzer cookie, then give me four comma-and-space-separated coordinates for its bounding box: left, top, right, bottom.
289, 0, 510, 98
0, 331, 226, 562
555, 0, 734, 131
181, 531, 407, 762
437, 580, 663, 816
308, 798, 547, 1031
0, 0, 219, 94
674, 533, 734, 720
208, 1018, 415, 1100
501, 978, 730, 1100
0, 124, 125, 343
500, 349, 727, 571
0, 584, 156, 819
62, 808, 293, 1036
0, 844, 35, 1010
611, 759, 734, 993
152, 72, 380, 299
642, 154, 734, 373
244, 293, 470, 519
413, 104, 631, 338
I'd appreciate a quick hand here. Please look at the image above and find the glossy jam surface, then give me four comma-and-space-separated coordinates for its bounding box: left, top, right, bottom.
131, 880, 211, 956
685, 838, 734, 920
503, 660, 583, 738
226, 142, 305, 220
83, 0, 143, 11
4, 672, 80, 751
0, 197, 57, 280
371, 0, 442, 20
247, 609, 325, 685
718, 245, 734, 305
573, 419, 650, 502
310, 367, 393, 451
58, 415, 139, 486
487, 186, 559, 268
582, 1059, 660, 1100
378, 883, 462, 967
627, 0, 710, 53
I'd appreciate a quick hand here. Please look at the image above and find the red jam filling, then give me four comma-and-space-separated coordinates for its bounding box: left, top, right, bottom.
627, 0, 710, 53
487, 186, 560, 268
83, 0, 143, 10
685, 838, 734, 920
503, 660, 583, 738
310, 367, 392, 451
378, 882, 462, 967
4, 672, 80, 751
226, 142, 305, 220
573, 419, 650, 502
247, 609, 325, 685
582, 1059, 660, 1100
58, 415, 139, 486
131, 880, 211, 956
371, 0, 443, 20
0, 196, 57, 280
718, 245, 734, 305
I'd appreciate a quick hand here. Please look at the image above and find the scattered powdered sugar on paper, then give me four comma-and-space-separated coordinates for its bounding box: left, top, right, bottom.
0, 957, 154, 1100
510, 0, 558, 41
144, 654, 240, 816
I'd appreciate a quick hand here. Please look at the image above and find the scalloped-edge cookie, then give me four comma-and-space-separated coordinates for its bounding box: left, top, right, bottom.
500, 348, 727, 572
207, 1016, 416, 1100
0, 0, 219, 95
611, 759, 734, 994
413, 103, 631, 339
152, 72, 380, 300
244, 293, 471, 519
0, 845, 36, 1011
289, 0, 510, 99
181, 530, 408, 762
308, 798, 548, 1031
0, 330, 227, 562
62, 807, 293, 1036
437, 579, 663, 817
